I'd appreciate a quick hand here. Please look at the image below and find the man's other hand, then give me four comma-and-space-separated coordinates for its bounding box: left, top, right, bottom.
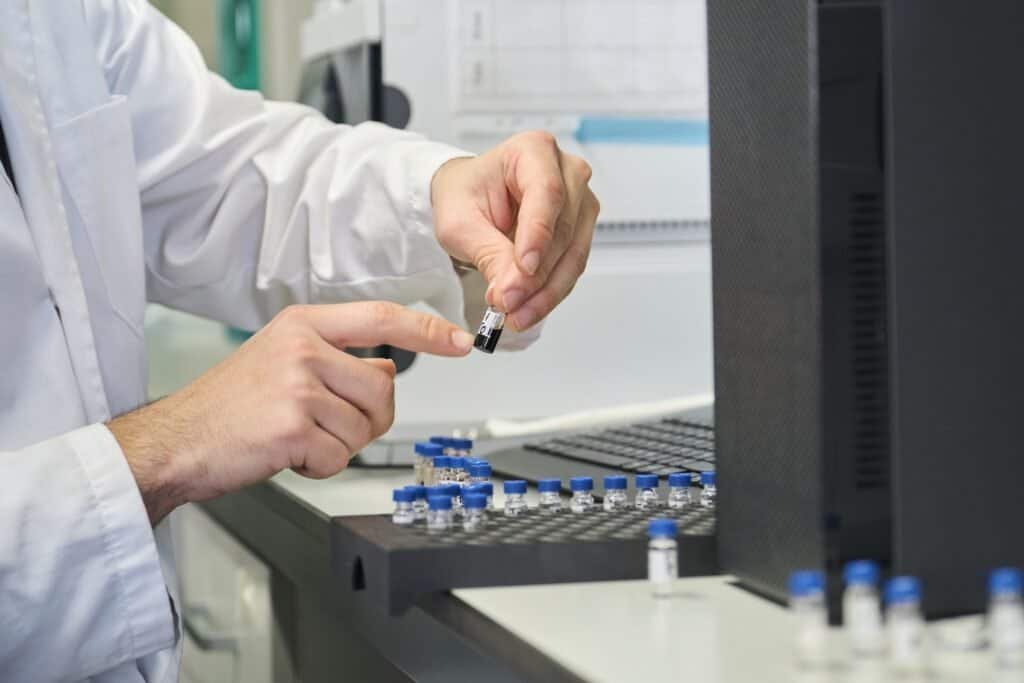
108, 302, 474, 524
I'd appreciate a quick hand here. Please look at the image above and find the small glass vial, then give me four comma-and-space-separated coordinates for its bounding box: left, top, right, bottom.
462, 492, 488, 532
469, 461, 492, 484
426, 494, 453, 533
503, 480, 528, 517
479, 482, 495, 510
446, 483, 463, 516
450, 457, 469, 484
451, 437, 474, 458
569, 477, 595, 513
989, 567, 1024, 670
603, 475, 629, 511
885, 576, 926, 676
790, 570, 829, 670
414, 441, 443, 485
432, 455, 451, 486
392, 488, 415, 525
700, 471, 717, 508
404, 485, 428, 521
634, 473, 661, 510
667, 472, 692, 509
474, 306, 505, 353
648, 518, 678, 598
843, 559, 884, 658
537, 478, 563, 514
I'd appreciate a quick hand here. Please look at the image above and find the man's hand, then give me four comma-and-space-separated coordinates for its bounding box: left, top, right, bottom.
430, 131, 600, 332
108, 302, 475, 524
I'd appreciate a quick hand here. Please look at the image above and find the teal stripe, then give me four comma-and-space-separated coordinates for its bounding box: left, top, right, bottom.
574, 117, 708, 146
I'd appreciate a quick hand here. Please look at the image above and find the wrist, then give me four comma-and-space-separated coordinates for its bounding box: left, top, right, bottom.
107, 399, 194, 525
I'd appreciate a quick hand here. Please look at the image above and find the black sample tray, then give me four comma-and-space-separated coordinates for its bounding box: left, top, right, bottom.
330, 505, 718, 615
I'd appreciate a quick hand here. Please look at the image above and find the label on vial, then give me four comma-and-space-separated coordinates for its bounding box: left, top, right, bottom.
478, 308, 505, 334
648, 549, 677, 583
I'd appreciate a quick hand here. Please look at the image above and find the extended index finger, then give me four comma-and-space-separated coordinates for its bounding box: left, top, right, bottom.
301, 302, 475, 357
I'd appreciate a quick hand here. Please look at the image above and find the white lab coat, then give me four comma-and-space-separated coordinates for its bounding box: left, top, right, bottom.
0, 1, 481, 680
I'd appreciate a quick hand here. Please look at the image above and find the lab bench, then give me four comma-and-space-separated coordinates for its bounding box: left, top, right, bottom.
181, 468, 992, 683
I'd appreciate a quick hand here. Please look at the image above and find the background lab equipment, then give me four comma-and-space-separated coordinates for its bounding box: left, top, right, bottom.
295, 0, 715, 464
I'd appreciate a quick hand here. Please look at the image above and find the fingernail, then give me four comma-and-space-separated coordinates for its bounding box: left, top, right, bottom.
512, 308, 538, 331
521, 251, 541, 276
503, 288, 526, 313
452, 329, 475, 352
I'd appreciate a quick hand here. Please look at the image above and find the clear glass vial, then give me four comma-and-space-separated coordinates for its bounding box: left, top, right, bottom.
503, 480, 528, 516
885, 576, 926, 676
450, 457, 469, 484
569, 477, 595, 513
790, 570, 829, 670
843, 559, 884, 658
392, 487, 415, 525
445, 483, 463, 516
634, 473, 661, 510
479, 482, 494, 510
647, 518, 678, 598
426, 494, 453, 533
667, 472, 692, 509
431, 455, 452, 486
537, 478, 563, 514
414, 441, 443, 486
469, 460, 492, 484
404, 485, 428, 521
989, 567, 1024, 670
462, 492, 488, 532
603, 475, 629, 511
700, 471, 717, 508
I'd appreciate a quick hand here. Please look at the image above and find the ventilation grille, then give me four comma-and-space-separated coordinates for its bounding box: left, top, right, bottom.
849, 192, 889, 490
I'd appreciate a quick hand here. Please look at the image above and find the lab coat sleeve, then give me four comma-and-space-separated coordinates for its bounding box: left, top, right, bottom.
85, 0, 471, 331
0, 424, 176, 681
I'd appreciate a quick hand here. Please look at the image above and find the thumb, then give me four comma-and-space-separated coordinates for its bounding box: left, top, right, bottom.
363, 358, 397, 378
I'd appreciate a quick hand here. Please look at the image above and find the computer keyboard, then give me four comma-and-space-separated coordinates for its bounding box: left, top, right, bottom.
523, 417, 716, 476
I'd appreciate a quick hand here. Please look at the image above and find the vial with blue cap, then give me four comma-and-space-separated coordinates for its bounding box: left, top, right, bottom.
450, 456, 469, 484
469, 460, 492, 484
429, 435, 454, 455
445, 483, 463, 515
479, 482, 494, 510
392, 488, 415, 525
885, 576, 926, 675
634, 473, 660, 510
843, 559, 883, 658
989, 567, 1024, 669
432, 455, 452, 486
569, 477, 595, 513
404, 485, 428, 521
503, 480, 528, 517
462, 492, 488, 532
426, 493, 453, 532
700, 471, 717, 508
414, 442, 443, 485
602, 475, 629, 511
789, 569, 828, 669
451, 437, 474, 457
667, 472, 692, 509
537, 478, 562, 514
647, 518, 678, 598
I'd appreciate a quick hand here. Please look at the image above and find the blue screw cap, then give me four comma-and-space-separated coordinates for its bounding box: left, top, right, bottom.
701, 471, 716, 486
504, 480, 528, 495
990, 568, 1024, 596
393, 488, 414, 503
648, 518, 678, 538
668, 472, 690, 487
415, 441, 444, 456
463, 493, 487, 509
427, 495, 453, 510
429, 436, 452, 447
636, 473, 659, 489
450, 457, 468, 471
604, 475, 627, 490
570, 476, 594, 492
844, 560, 880, 587
444, 483, 461, 498
403, 485, 427, 500
432, 455, 451, 468
469, 462, 492, 478
537, 478, 561, 493
884, 576, 922, 605
789, 570, 825, 598
480, 482, 494, 497
451, 437, 474, 450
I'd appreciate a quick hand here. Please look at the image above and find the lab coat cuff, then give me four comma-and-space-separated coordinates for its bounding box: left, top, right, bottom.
403, 141, 474, 325
69, 424, 178, 657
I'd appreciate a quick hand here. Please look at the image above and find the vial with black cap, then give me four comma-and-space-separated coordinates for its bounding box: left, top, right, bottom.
474, 306, 505, 353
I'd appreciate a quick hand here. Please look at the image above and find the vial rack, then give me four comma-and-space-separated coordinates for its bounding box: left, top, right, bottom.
331, 506, 718, 615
